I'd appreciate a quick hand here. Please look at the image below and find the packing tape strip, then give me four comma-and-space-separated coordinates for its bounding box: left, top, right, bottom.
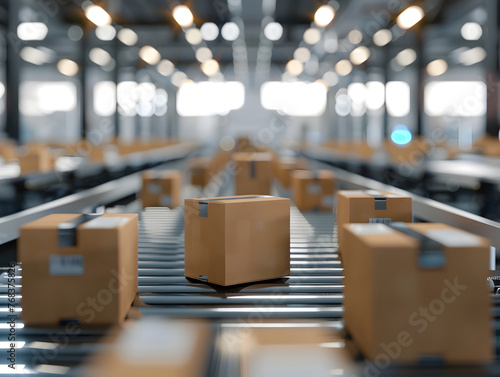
58, 214, 103, 247
198, 196, 273, 217
387, 222, 446, 269
250, 160, 256, 178
365, 190, 387, 211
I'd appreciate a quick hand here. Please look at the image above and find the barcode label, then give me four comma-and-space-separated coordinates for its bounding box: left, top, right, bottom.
369, 218, 391, 224
49, 255, 84, 276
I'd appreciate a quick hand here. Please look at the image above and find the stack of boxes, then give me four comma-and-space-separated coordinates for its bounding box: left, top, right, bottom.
140, 170, 182, 208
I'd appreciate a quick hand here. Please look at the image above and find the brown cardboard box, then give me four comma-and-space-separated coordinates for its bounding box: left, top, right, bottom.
18, 148, 53, 174
0, 140, 18, 162
189, 157, 214, 187
384, 137, 431, 165
19, 213, 138, 326
184, 195, 290, 286
342, 222, 493, 364
275, 157, 309, 188
236, 136, 254, 152
336, 190, 412, 251
232, 152, 273, 195
141, 170, 182, 208
240, 325, 357, 377
291, 170, 335, 212
83, 318, 212, 377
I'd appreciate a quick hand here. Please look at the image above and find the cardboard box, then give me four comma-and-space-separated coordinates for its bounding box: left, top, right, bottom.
275, 157, 309, 188
141, 170, 182, 208
18, 148, 53, 174
291, 170, 335, 212
184, 195, 290, 286
0, 140, 18, 162
232, 152, 273, 195
336, 190, 412, 250
189, 157, 214, 187
343, 222, 493, 364
236, 136, 254, 152
19, 213, 138, 326
240, 325, 356, 377
83, 318, 212, 377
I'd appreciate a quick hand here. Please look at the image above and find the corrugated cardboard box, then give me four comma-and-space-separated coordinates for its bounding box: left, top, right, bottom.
343, 222, 493, 364
232, 152, 273, 195
18, 147, 53, 174
184, 195, 290, 286
0, 140, 18, 162
19, 213, 138, 326
83, 318, 212, 377
275, 157, 309, 188
336, 190, 412, 251
141, 170, 182, 208
291, 170, 335, 212
189, 157, 214, 187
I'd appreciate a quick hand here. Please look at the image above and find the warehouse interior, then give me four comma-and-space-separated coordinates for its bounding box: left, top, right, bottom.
0, 0, 500, 375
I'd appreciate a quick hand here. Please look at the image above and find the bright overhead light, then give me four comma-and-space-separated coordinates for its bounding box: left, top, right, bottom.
264, 22, 283, 41
172, 5, 193, 27
185, 28, 203, 45
157, 59, 175, 76
171, 71, 188, 87
89, 47, 112, 66
373, 29, 392, 46
458, 47, 486, 66
20, 47, 50, 65
195, 47, 213, 63
349, 46, 370, 65
348, 29, 363, 44
397, 5, 424, 29
395, 48, 417, 67
426, 59, 448, 77
200, 22, 219, 41
461, 22, 482, 41
221, 22, 240, 41
314, 5, 335, 27
335, 59, 352, 76
366, 81, 385, 110
286, 59, 303, 76
57, 59, 79, 77
139, 45, 161, 65
95, 25, 116, 41
201, 59, 220, 76
85, 5, 112, 27
293, 47, 311, 63
322, 71, 339, 87
17, 22, 48, 41
117, 28, 138, 46
303, 27, 321, 45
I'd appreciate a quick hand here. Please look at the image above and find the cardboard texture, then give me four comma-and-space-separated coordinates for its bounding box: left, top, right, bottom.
336, 190, 412, 251
232, 152, 273, 195
19, 213, 138, 326
0, 140, 18, 162
18, 148, 53, 174
83, 319, 212, 377
291, 169, 336, 212
184, 195, 290, 286
141, 170, 182, 208
189, 157, 214, 187
343, 222, 493, 364
275, 157, 309, 188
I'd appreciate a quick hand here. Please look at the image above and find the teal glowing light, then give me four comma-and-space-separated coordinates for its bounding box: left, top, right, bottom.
391, 125, 412, 145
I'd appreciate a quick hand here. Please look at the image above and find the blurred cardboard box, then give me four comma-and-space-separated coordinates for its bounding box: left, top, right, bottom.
291, 169, 335, 212
240, 326, 356, 377
236, 136, 254, 152
189, 157, 214, 187
19, 213, 138, 326
141, 170, 182, 208
0, 139, 18, 162
336, 190, 412, 251
275, 157, 308, 188
233, 152, 273, 195
185, 195, 290, 286
343, 222, 492, 364
18, 147, 53, 174
83, 318, 212, 377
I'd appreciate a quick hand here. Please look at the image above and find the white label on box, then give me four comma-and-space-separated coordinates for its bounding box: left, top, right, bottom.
83, 217, 129, 229
50, 255, 84, 276
147, 183, 161, 194
369, 218, 392, 224
307, 183, 322, 195
348, 223, 394, 236
321, 195, 333, 207
159, 195, 171, 206
425, 229, 482, 248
